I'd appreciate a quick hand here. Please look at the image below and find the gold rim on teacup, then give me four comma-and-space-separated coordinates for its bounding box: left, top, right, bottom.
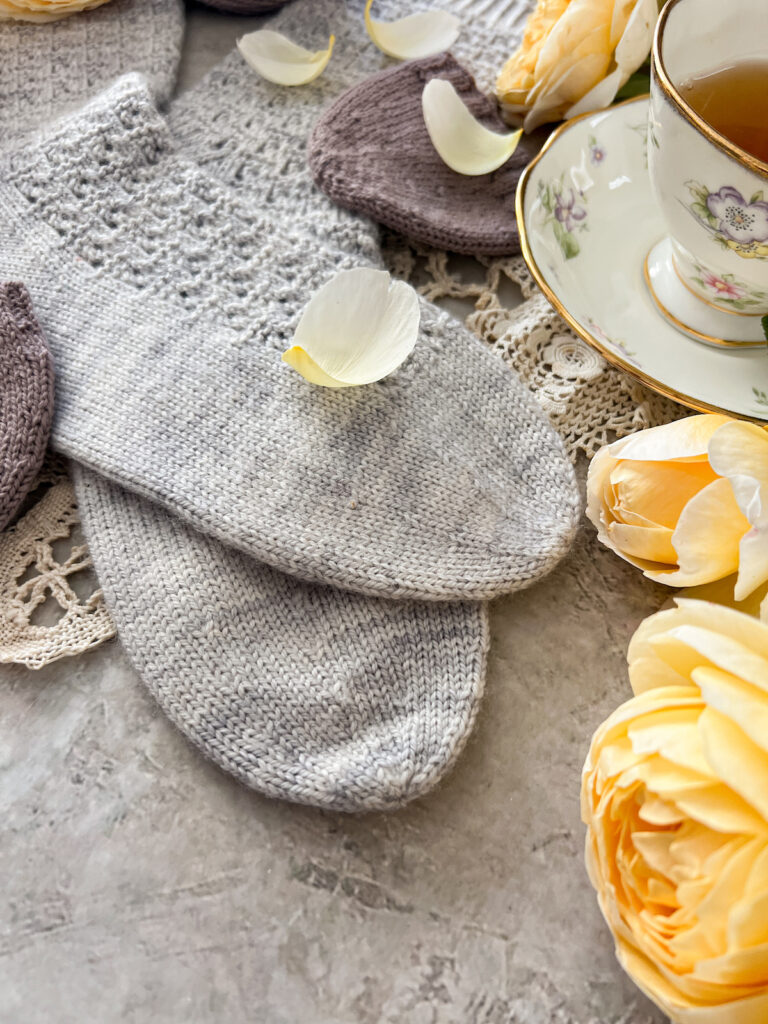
653, 0, 768, 181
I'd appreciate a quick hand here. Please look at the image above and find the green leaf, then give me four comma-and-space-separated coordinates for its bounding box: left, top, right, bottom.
553, 224, 580, 260
615, 68, 651, 101
751, 191, 765, 204
762, 314, 768, 343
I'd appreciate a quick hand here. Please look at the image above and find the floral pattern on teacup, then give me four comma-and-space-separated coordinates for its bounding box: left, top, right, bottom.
688, 259, 768, 311
685, 182, 768, 260
537, 174, 588, 260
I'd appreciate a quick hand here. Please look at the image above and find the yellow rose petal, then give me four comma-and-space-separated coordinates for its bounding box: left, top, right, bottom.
610, 415, 732, 463
610, 459, 719, 530
699, 708, 768, 820
567, 0, 657, 118
585, 602, 768, 1021
708, 422, 768, 602
648, 478, 749, 587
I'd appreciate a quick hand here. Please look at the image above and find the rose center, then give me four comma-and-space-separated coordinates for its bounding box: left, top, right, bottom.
725, 205, 755, 229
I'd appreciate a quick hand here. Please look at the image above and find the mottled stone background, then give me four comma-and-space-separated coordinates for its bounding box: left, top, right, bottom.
0, 10, 670, 1022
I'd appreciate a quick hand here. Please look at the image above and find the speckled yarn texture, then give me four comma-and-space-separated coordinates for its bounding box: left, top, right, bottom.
1, 76, 579, 602
309, 52, 537, 255
0, 283, 55, 532
0, 0, 184, 148
73, 467, 489, 811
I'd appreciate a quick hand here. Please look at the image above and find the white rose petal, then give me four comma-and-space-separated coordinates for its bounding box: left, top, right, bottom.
422, 78, 522, 176
237, 29, 335, 87
364, 0, 460, 60
282, 268, 420, 388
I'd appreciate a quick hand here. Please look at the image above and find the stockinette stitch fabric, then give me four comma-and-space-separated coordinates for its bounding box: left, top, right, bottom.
72, 466, 489, 811
309, 52, 537, 255
0, 283, 55, 532
0, 0, 184, 148
198, 0, 290, 11
167, 0, 535, 249
0, 76, 579, 602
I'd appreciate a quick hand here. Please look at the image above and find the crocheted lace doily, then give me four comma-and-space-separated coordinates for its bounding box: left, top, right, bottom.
0, 247, 685, 668
0, 455, 115, 669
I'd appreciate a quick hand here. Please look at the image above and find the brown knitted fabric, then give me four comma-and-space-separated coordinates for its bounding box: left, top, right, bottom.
0, 283, 55, 532
196, 0, 290, 11
309, 53, 541, 257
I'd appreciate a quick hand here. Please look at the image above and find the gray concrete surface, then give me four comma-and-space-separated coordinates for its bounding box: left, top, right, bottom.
0, 10, 670, 1023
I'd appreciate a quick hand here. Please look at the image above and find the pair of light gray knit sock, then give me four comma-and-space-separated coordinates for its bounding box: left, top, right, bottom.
1, 0, 576, 810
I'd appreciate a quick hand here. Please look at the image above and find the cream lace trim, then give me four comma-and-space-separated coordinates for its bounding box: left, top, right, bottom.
384, 238, 687, 459
0, 247, 685, 668
0, 456, 115, 669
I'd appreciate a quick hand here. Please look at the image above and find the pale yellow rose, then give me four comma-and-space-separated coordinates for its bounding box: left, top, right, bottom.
582, 598, 768, 1023
496, 0, 657, 131
0, 0, 109, 22
586, 415, 768, 615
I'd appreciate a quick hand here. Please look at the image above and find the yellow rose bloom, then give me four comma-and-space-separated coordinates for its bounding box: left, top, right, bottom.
497, 0, 657, 131
583, 599, 768, 1022
0, 0, 109, 22
586, 415, 768, 613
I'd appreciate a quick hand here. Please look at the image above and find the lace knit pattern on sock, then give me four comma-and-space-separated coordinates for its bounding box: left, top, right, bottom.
0, 0, 184, 147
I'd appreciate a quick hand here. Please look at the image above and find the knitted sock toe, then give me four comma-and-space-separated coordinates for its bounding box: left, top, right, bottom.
309, 52, 538, 255
0, 283, 55, 531
73, 465, 488, 812
1, 77, 579, 601
0, 0, 184, 149
197, 0, 291, 11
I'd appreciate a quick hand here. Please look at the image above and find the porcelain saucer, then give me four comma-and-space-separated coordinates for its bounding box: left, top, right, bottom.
516, 96, 768, 423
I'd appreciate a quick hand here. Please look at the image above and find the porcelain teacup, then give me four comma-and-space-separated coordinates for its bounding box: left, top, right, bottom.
646, 0, 768, 347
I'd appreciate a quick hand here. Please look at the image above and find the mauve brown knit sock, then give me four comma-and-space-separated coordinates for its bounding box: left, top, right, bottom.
0, 283, 55, 532
196, 0, 290, 12
309, 52, 541, 256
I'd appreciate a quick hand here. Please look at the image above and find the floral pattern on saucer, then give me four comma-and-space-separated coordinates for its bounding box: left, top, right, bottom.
585, 318, 641, 368
688, 259, 768, 311
685, 182, 768, 260
588, 135, 606, 166
537, 174, 588, 260
518, 94, 768, 423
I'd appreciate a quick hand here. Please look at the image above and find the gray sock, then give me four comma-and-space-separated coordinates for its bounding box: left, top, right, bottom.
0, 283, 55, 531
73, 465, 489, 811
0, 0, 184, 149
2, 76, 578, 602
